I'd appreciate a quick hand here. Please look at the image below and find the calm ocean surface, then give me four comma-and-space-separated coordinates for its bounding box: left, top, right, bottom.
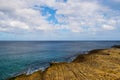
0, 41, 120, 80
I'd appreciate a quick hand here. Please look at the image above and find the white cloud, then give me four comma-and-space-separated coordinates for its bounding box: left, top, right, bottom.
0, 27, 9, 31
0, 0, 119, 35
54, 0, 120, 33
102, 25, 115, 30
10, 20, 29, 29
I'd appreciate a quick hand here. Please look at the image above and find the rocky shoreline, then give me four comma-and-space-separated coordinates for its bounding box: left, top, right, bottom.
8, 47, 120, 80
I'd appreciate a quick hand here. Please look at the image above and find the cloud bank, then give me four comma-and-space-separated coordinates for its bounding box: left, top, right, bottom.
0, 0, 120, 40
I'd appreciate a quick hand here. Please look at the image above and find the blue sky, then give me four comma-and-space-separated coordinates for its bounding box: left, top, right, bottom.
0, 0, 120, 40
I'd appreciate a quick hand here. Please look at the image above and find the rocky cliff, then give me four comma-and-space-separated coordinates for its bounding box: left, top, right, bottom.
9, 48, 120, 80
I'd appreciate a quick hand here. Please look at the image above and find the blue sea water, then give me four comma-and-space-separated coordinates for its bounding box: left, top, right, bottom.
0, 41, 120, 80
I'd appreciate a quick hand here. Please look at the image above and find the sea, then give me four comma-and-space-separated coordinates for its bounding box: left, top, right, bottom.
0, 41, 120, 80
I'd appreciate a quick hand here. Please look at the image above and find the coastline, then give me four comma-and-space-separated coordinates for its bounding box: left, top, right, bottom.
8, 47, 120, 80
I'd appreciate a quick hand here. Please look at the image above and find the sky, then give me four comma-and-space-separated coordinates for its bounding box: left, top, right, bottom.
0, 0, 120, 40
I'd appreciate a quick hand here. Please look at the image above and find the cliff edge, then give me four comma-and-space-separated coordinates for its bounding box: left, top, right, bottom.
9, 48, 120, 80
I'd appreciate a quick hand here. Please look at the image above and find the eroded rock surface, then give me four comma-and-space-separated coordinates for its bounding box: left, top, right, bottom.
9, 48, 120, 80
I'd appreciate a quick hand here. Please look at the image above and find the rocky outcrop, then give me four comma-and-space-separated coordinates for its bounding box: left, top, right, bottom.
8, 71, 42, 80
8, 48, 120, 80
112, 45, 120, 48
